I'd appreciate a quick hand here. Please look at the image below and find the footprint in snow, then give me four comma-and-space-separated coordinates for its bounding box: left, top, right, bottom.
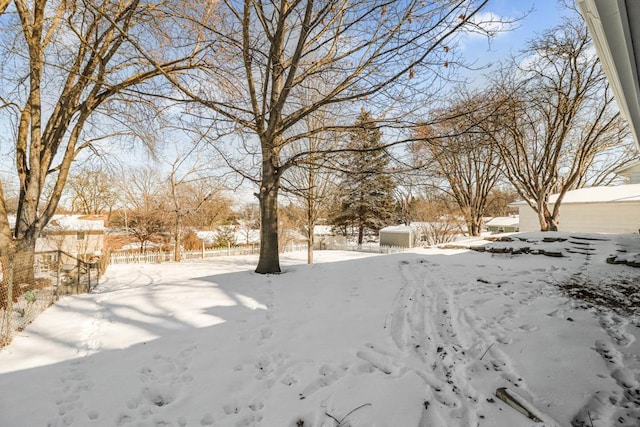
259, 327, 273, 343
223, 402, 241, 415
496, 334, 512, 344
573, 340, 640, 426
299, 364, 348, 399
199, 414, 215, 426
599, 312, 634, 347
220, 398, 265, 425
53, 359, 95, 425
123, 343, 198, 423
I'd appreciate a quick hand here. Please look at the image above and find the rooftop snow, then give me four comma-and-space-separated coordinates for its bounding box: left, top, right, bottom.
511, 183, 640, 205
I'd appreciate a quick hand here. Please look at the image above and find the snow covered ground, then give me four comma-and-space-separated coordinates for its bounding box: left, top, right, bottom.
1, 232, 640, 427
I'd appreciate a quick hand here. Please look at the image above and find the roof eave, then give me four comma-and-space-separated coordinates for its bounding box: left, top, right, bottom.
578, 0, 640, 149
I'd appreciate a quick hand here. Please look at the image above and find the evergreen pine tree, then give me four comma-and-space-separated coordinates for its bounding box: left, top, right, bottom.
331, 110, 396, 245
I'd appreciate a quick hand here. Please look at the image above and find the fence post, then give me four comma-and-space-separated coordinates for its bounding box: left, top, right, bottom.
55, 251, 61, 300
2, 251, 15, 344
87, 261, 91, 293
96, 257, 102, 288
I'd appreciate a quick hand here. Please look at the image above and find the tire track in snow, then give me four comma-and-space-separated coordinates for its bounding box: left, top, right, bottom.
373, 259, 536, 426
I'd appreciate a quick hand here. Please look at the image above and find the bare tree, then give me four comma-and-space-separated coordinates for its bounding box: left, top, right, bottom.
394, 177, 421, 227
165, 154, 224, 262
234, 203, 260, 245
0, 0, 210, 280
491, 17, 630, 231
484, 187, 519, 217
66, 165, 119, 218
175, 0, 500, 273
392, 141, 425, 226
283, 155, 337, 264
413, 195, 463, 245
185, 197, 234, 231
281, 98, 340, 264
119, 167, 168, 253
415, 92, 502, 236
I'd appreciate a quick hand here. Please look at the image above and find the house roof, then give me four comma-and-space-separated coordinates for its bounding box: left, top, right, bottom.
614, 159, 640, 175
578, 0, 640, 148
485, 216, 519, 228
48, 215, 105, 231
379, 225, 414, 234
510, 184, 640, 206
313, 225, 333, 236
8, 214, 105, 231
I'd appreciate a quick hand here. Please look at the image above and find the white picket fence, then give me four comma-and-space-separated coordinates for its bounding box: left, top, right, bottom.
107, 243, 407, 266
107, 244, 309, 265
323, 243, 408, 254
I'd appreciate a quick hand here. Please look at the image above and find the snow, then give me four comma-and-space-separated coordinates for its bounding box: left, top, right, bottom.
8, 214, 106, 231
48, 215, 106, 231
379, 225, 414, 233
1, 233, 640, 427
196, 229, 260, 245
510, 184, 640, 205
485, 216, 519, 228
312, 226, 333, 236
120, 241, 160, 250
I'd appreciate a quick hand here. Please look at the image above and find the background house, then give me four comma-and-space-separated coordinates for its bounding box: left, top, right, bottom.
512, 184, 640, 233
484, 216, 520, 233
614, 161, 640, 184
37, 215, 106, 259
312, 225, 346, 250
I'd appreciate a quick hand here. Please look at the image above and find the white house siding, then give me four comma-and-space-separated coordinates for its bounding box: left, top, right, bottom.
614, 162, 640, 184
518, 202, 640, 233
36, 231, 104, 256
623, 168, 640, 184
517, 208, 542, 232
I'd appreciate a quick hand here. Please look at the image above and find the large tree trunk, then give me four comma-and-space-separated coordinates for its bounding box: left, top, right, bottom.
537, 208, 550, 231
463, 207, 482, 237
0, 184, 14, 257
255, 162, 281, 274
537, 204, 558, 231
468, 221, 480, 237
13, 234, 36, 285
307, 231, 314, 265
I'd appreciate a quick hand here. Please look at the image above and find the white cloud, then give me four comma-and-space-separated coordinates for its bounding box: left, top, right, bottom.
465, 11, 515, 39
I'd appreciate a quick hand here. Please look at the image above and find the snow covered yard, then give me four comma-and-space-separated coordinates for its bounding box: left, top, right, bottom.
0, 234, 639, 427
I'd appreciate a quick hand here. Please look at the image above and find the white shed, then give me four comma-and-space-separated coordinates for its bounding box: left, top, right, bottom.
512, 184, 640, 233
379, 225, 416, 248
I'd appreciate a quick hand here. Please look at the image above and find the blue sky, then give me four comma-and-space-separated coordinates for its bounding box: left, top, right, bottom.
0, 0, 582, 203
459, 0, 576, 78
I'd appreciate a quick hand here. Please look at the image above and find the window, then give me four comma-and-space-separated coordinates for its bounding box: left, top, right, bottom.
77, 232, 86, 241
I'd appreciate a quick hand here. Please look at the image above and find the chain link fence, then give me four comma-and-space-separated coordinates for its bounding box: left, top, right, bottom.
0, 250, 103, 347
